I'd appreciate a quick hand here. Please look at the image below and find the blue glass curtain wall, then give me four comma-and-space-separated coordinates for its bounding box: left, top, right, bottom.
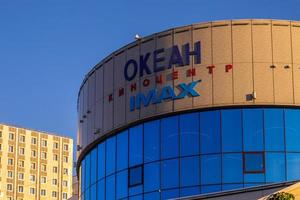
80, 108, 300, 200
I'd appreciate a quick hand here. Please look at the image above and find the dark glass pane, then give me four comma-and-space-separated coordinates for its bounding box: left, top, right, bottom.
106, 175, 115, 200
129, 165, 143, 187
116, 170, 128, 199
264, 109, 284, 151
106, 137, 116, 175
221, 109, 242, 152
285, 109, 300, 151
97, 142, 105, 180
161, 189, 179, 200
266, 153, 286, 182
85, 153, 91, 190
117, 131, 128, 171
129, 125, 143, 167
180, 156, 200, 187
200, 111, 221, 154
161, 159, 179, 189
161, 116, 179, 159
180, 113, 199, 156
144, 120, 160, 163
90, 148, 97, 184
243, 109, 264, 151
244, 152, 264, 173
97, 179, 105, 200
144, 162, 160, 192
287, 153, 300, 180
201, 154, 221, 184
222, 153, 243, 183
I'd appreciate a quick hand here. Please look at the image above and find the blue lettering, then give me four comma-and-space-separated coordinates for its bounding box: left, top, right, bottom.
153, 48, 165, 72
124, 59, 138, 81
168, 45, 184, 68
139, 53, 152, 77
136, 89, 158, 109
184, 41, 201, 65
175, 80, 201, 99
158, 86, 176, 101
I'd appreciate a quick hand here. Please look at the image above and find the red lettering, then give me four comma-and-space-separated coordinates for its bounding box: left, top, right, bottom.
156, 75, 163, 84
187, 68, 196, 77
118, 88, 124, 96
143, 79, 150, 87
108, 94, 113, 102
172, 71, 179, 80
131, 83, 137, 92
225, 64, 233, 72
207, 65, 215, 74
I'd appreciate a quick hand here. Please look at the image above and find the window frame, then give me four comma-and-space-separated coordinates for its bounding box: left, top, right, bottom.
243, 151, 265, 174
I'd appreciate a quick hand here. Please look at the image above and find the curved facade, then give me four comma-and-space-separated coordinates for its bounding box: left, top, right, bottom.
77, 19, 300, 200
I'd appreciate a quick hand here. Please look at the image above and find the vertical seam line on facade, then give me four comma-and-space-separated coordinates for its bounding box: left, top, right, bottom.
290, 21, 296, 104
230, 20, 234, 104
262, 109, 266, 183
211, 22, 214, 105
250, 19, 255, 105
283, 109, 287, 181
270, 20, 275, 103
220, 110, 223, 190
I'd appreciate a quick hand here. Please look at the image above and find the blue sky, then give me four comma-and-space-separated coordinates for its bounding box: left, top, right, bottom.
0, 0, 299, 147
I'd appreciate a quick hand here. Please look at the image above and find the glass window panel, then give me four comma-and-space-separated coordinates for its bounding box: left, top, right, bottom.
106, 175, 115, 200
244, 173, 265, 183
117, 131, 128, 171
85, 153, 91, 191
223, 153, 243, 183
106, 137, 116, 176
266, 153, 286, 182
81, 159, 85, 193
201, 185, 221, 194
129, 184, 143, 196
161, 159, 179, 189
287, 153, 300, 180
129, 165, 143, 187
222, 184, 243, 191
180, 156, 200, 187
91, 184, 96, 200
129, 125, 143, 167
180, 187, 200, 197
161, 189, 179, 200
144, 120, 160, 163
285, 109, 300, 151
129, 195, 143, 200
243, 109, 264, 151
97, 142, 105, 180
244, 152, 264, 173
180, 113, 199, 156
85, 188, 90, 200
200, 111, 221, 154
144, 162, 160, 192
201, 154, 221, 185
144, 192, 160, 200
116, 170, 128, 199
161, 116, 179, 159
221, 109, 242, 152
264, 109, 284, 151
97, 179, 105, 200
91, 148, 97, 184
244, 183, 261, 187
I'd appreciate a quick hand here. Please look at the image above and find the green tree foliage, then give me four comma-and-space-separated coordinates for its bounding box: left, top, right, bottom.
267, 192, 295, 200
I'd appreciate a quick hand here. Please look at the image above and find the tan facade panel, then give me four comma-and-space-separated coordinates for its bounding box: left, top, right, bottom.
292, 24, 300, 64
103, 95, 113, 133
274, 65, 293, 103
95, 67, 104, 102
88, 72, 96, 110
293, 64, 300, 104
140, 75, 156, 118
95, 100, 103, 136
113, 88, 126, 128
114, 51, 126, 89
103, 59, 114, 96
272, 22, 292, 63
233, 63, 253, 104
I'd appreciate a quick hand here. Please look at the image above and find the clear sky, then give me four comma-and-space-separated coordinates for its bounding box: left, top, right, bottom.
0, 0, 300, 149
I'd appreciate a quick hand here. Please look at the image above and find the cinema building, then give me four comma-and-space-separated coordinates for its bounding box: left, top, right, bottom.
77, 19, 300, 200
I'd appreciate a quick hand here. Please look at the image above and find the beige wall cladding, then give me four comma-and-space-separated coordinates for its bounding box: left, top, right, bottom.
77, 19, 300, 157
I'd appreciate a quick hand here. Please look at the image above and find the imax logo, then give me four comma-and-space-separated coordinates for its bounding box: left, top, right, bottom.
130, 80, 201, 111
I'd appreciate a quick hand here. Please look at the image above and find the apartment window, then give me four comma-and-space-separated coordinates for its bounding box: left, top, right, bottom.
52, 191, 57, 197
41, 164, 46, 172
53, 166, 58, 173
53, 154, 58, 161
41, 152, 47, 159
63, 168, 68, 175
63, 193, 68, 199
19, 148, 25, 155
8, 171, 13, 178
8, 133, 14, 140
7, 183, 13, 191
31, 162, 36, 170
18, 186, 24, 193
41, 177, 46, 184
62, 180, 68, 187
30, 175, 36, 182
53, 142, 59, 149
19, 135, 25, 143
63, 144, 68, 151
30, 187, 35, 195
41, 189, 46, 196
31, 150, 36, 157
41, 140, 47, 147
18, 160, 24, 168
52, 179, 58, 186
8, 158, 13, 165
8, 146, 14, 153
63, 156, 68, 163
18, 173, 24, 180
31, 137, 37, 145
